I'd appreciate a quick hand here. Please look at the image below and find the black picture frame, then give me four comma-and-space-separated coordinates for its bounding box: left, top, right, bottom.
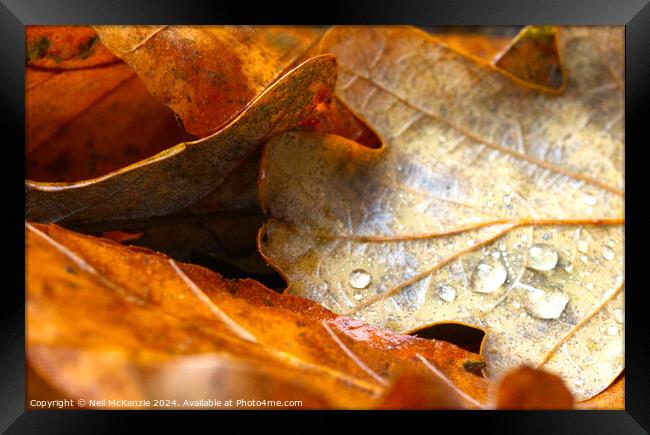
2, 0, 648, 432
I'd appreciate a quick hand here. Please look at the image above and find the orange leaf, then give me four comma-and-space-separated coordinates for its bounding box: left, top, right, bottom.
495, 366, 574, 409
26, 222, 488, 409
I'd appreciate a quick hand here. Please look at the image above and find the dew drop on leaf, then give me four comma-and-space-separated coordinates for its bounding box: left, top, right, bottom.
613, 309, 623, 323
602, 246, 615, 261
349, 268, 371, 289
582, 194, 597, 206
438, 283, 457, 302
471, 258, 507, 294
577, 240, 589, 253
527, 243, 559, 271
525, 290, 569, 320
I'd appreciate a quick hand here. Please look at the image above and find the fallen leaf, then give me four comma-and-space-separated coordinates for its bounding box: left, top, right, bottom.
26, 26, 193, 182
26, 25, 118, 69
26, 25, 379, 262
26, 54, 337, 229
258, 26, 624, 400
94, 26, 325, 137
378, 365, 575, 410
26, 222, 489, 409
101, 230, 144, 243
376, 374, 465, 409
434, 32, 512, 62
577, 373, 624, 410
494, 366, 574, 409
492, 25, 566, 92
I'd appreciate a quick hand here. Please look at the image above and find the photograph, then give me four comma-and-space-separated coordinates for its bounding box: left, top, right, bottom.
23, 24, 625, 411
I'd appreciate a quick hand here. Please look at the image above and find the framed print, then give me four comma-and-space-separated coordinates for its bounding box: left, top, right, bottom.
2, 0, 648, 432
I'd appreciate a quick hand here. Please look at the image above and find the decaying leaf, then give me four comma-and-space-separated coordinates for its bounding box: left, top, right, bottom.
378, 365, 575, 410
493, 25, 566, 92
26, 222, 489, 409
26, 25, 118, 69
26, 54, 337, 229
26, 26, 193, 182
258, 26, 624, 400
433, 30, 512, 62
94, 26, 324, 137
494, 366, 574, 409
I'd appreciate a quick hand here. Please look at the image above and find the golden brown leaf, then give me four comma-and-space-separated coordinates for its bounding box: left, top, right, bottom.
493, 26, 566, 92
258, 26, 624, 400
434, 32, 512, 62
26, 59, 193, 182
26, 54, 337, 229
25, 26, 191, 183
26, 222, 489, 409
94, 26, 324, 137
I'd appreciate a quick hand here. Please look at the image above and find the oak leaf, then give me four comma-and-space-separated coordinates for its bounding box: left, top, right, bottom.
258, 26, 624, 400
26, 222, 489, 409
94, 26, 325, 137
26, 54, 337, 229
26, 26, 193, 183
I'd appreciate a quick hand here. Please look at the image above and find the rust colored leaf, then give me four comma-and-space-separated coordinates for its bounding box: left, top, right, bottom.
494, 26, 566, 92
26, 54, 337, 230
94, 26, 324, 137
258, 26, 624, 401
379, 365, 576, 410
26, 62, 193, 182
26, 223, 489, 409
26, 26, 118, 69
101, 230, 144, 243
495, 366, 574, 409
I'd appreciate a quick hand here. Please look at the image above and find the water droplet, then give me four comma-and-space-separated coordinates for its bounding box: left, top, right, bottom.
607, 325, 618, 336
353, 292, 363, 301
471, 258, 507, 294
502, 184, 512, 193
585, 283, 594, 290
580, 255, 588, 263
349, 269, 371, 289
527, 243, 558, 271
582, 194, 597, 206
564, 262, 574, 273
613, 309, 623, 323
577, 240, 589, 253
466, 239, 475, 247
521, 233, 529, 242
438, 283, 457, 302
525, 290, 569, 319
397, 165, 403, 172
503, 195, 512, 205
606, 239, 616, 248
512, 300, 521, 309
573, 378, 585, 386
602, 246, 615, 261
487, 200, 494, 208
